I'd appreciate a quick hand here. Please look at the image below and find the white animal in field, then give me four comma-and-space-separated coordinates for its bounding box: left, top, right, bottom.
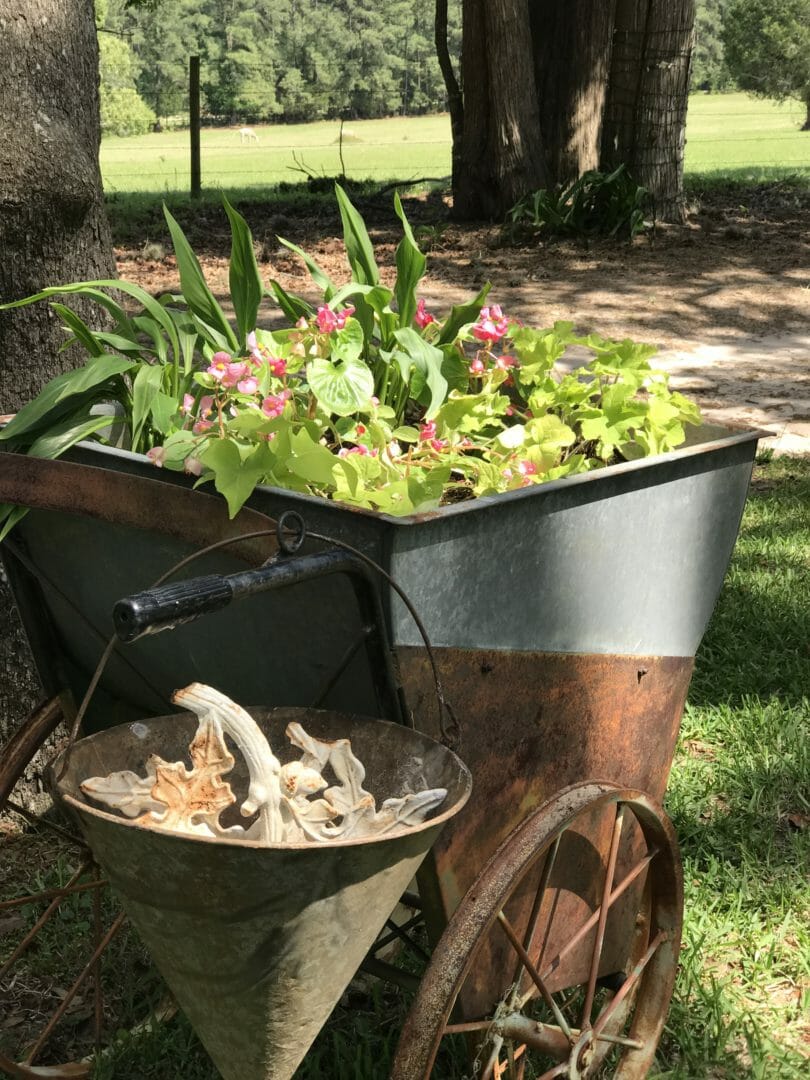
238, 127, 259, 144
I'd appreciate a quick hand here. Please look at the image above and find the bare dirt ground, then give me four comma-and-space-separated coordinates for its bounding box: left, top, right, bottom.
117, 183, 810, 453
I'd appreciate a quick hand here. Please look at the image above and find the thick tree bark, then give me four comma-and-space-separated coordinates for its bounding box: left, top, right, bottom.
0, 0, 116, 408
0, 0, 115, 765
453, 0, 547, 220
530, 0, 617, 186
601, 0, 696, 222
435, 0, 464, 191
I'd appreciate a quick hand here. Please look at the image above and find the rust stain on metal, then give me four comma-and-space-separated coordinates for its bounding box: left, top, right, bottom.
398, 647, 692, 993
0, 454, 277, 562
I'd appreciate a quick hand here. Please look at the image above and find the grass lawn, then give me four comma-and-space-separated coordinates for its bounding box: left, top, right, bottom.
3, 459, 806, 1079
99, 94, 809, 200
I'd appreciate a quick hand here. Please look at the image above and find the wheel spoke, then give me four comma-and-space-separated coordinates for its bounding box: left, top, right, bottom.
511, 832, 562, 989
0, 861, 94, 980
496, 911, 574, 1040
24, 912, 126, 1065
581, 803, 625, 1027
590, 928, 668, 1041
528, 845, 658, 1003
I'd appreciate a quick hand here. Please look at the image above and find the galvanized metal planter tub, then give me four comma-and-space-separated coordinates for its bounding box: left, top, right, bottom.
1, 423, 760, 937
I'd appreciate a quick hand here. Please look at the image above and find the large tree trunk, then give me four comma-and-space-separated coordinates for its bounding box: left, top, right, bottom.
435, 0, 464, 193
0, 0, 115, 773
530, 0, 617, 186
601, 0, 696, 222
453, 0, 547, 220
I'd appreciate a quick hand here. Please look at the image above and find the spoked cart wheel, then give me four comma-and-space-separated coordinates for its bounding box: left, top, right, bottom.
391, 782, 683, 1080
0, 697, 130, 1079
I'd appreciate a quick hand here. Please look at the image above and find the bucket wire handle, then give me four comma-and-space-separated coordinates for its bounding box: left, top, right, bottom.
62, 514, 460, 767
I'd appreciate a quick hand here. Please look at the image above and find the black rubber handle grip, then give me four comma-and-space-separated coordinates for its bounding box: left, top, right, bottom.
114, 575, 233, 643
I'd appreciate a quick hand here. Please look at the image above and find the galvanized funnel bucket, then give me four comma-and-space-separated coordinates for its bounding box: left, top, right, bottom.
54, 706, 471, 1080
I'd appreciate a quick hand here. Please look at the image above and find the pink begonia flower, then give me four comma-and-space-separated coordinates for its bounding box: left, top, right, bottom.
181, 393, 195, 415
315, 304, 356, 334
429, 438, 448, 452
414, 298, 436, 329
261, 391, 290, 419
146, 446, 166, 467
496, 354, 517, 370
295, 316, 309, 330
355, 423, 366, 435
469, 357, 486, 376
184, 456, 203, 477
246, 331, 262, 361
419, 420, 437, 441
193, 419, 213, 434
517, 460, 538, 477
371, 395, 380, 406
237, 375, 259, 395
472, 304, 509, 344
267, 355, 287, 377
199, 395, 214, 418
337, 444, 376, 458
505, 406, 514, 417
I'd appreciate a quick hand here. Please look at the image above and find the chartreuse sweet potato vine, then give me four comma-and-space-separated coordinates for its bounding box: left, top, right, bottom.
0, 186, 700, 530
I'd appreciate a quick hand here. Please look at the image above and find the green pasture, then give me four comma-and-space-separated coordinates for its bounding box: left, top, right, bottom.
100, 94, 809, 197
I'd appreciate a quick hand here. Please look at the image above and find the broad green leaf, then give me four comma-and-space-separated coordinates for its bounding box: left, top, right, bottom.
307, 357, 375, 416
163, 204, 239, 352
526, 413, 577, 449
0, 354, 136, 442
49, 304, 106, 357
0, 279, 180, 366
393, 190, 426, 327
27, 410, 118, 460
392, 327, 447, 420
198, 439, 274, 519
497, 424, 526, 449
131, 364, 166, 449
335, 184, 379, 285
278, 237, 337, 300
150, 391, 180, 435
437, 284, 490, 345
331, 318, 364, 363
393, 425, 420, 443
0, 506, 31, 543
223, 196, 263, 347
268, 279, 313, 322
287, 429, 340, 485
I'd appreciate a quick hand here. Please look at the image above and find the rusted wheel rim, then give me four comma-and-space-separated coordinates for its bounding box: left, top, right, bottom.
390, 781, 683, 1080
0, 702, 141, 1078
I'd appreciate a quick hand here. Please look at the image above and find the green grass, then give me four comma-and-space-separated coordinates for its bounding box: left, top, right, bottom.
684, 93, 809, 180
100, 114, 452, 196
99, 94, 809, 201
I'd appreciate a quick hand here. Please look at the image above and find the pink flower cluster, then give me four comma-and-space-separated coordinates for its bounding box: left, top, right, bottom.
503, 459, 538, 485
414, 298, 436, 329
260, 389, 292, 419
316, 305, 355, 334
419, 420, 447, 452
473, 305, 509, 344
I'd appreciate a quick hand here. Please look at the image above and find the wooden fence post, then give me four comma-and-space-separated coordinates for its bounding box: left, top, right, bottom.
189, 56, 201, 199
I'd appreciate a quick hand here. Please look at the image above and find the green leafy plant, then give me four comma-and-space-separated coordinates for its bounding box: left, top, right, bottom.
507, 165, 649, 239
0, 186, 699, 531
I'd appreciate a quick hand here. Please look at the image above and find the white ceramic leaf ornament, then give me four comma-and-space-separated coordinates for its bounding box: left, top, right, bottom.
79, 684, 448, 845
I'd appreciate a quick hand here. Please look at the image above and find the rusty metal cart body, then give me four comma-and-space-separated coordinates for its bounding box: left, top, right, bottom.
0, 423, 761, 1079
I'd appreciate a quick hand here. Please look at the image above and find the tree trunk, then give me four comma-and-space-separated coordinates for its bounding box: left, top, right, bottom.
435, 0, 464, 191
530, 0, 617, 186
0, 0, 116, 765
601, 0, 696, 222
803, 92, 810, 131
453, 0, 547, 220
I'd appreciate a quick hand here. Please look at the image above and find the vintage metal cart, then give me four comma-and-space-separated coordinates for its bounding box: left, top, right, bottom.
0, 425, 761, 1079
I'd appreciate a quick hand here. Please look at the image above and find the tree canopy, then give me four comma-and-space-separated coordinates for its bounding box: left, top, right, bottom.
105, 0, 461, 123
723, 0, 810, 127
